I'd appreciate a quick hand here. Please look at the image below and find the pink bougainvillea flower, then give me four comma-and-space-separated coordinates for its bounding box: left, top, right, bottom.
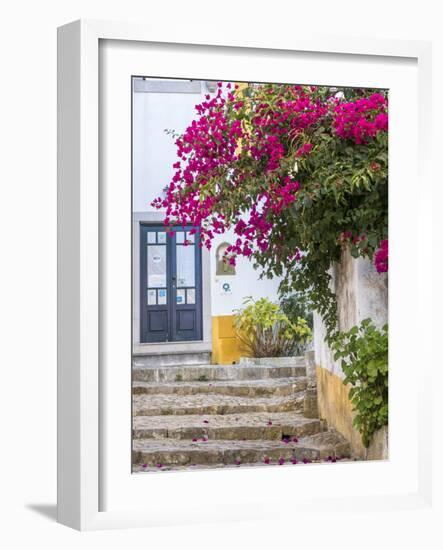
263, 456, 270, 464
142, 463, 148, 469
374, 239, 388, 273
235, 459, 241, 466
333, 93, 388, 144
201, 437, 208, 442
295, 142, 313, 157
156, 463, 163, 468
292, 437, 298, 443
291, 458, 298, 465
203, 420, 209, 424
278, 457, 286, 465
267, 421, 273, 426
192, 438, 198, 442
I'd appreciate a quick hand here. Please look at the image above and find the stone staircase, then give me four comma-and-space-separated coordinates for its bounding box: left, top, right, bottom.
132, 357, 351, 471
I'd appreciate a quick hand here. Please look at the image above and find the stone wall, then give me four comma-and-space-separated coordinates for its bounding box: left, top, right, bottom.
313, 247, 388, 459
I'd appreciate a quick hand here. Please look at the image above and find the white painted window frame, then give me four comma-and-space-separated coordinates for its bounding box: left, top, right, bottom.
57, 19, 433, 531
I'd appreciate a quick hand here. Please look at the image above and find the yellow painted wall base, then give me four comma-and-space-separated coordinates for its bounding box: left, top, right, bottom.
316, 366, 366, 458
212, 315, 241, 365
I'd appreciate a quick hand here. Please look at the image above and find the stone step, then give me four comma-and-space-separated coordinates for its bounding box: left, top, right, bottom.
133, 392, 305, 416
132, 363, 306, 383
239, 356, 305, 367
133, 350, 211, 368
132, 430, 351, 468
132, 412, 326, 441
132, 377, 307, 397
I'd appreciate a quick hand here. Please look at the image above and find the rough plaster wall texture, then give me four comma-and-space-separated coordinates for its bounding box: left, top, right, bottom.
366, 425, 389, 460
335, 247, 358, 332
314, 312, 338, 375
313, 249, 349, 378
314, 247, 388, 378
356, 256, 388, 329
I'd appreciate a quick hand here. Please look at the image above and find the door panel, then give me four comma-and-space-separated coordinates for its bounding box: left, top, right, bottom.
140, 226, 170, 343
140, 225, 202, 343
170, 229, 202, 342
148, 310, 168, 332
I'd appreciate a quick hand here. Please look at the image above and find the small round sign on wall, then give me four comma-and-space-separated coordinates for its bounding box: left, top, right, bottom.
220, 281, 232, 295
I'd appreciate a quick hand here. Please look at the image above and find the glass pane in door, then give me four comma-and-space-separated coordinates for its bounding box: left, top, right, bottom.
147, 245, 167, 288
176, 245, 195, 287
186, 288, 196, 304
158, 288, 167, 305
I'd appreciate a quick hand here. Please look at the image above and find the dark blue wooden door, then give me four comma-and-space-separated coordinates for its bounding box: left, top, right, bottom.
140, 225, 202, 343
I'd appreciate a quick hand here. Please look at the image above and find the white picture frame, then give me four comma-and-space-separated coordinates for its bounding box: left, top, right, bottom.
57, 19, 433, 531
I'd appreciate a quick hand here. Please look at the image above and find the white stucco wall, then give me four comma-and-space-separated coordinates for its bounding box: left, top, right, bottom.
210, 228, 281, 316
133, 78, 281, 320
132, 79, 204, 213
314, 247, 388, 378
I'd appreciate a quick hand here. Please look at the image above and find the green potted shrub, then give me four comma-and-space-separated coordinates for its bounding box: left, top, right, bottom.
233, 297, 311, 365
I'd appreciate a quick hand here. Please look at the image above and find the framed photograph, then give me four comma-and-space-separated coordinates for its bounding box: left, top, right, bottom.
57, 19, 432, 530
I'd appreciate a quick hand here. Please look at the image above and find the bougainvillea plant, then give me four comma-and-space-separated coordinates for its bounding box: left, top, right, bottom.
152, 82, 388, 341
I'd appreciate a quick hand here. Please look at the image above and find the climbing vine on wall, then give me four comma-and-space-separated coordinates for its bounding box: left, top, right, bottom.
332, 320, 388, 447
